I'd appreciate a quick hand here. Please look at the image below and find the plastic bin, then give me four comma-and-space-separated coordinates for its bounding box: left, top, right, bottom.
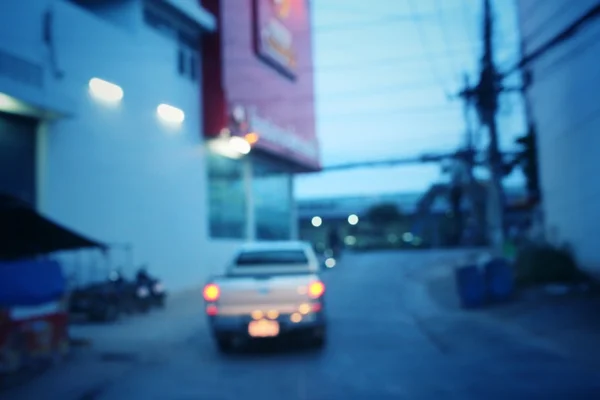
454, 264, 486, 309
484, 258, 514, 302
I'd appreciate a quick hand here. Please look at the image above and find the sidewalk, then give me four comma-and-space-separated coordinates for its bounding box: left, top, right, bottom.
1, 288, 205, 400
423, 264, 600, 368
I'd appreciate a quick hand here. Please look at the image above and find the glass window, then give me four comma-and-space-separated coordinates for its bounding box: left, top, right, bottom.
252, 155, 292, 240
236, 250, 308, 266
207, 153, 246, 239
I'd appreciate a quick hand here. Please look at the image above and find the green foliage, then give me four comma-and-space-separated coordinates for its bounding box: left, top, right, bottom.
514, 126, 540, 199
366, 203, 403, 226
514, 243, 583, 286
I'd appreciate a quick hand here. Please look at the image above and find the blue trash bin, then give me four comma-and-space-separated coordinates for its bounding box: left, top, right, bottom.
484, 257, 514, 302
454, 264, 486, 309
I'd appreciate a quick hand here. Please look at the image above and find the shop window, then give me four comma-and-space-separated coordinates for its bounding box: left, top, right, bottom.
252, 156, 292, 241
189, 53, 197, 81
143, 5, 199, 82
177, 49, 186, 75
207, 153, 246, 239
176, 46, 198, 81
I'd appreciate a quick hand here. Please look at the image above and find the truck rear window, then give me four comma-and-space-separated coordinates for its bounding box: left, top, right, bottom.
236, 250, 309, 266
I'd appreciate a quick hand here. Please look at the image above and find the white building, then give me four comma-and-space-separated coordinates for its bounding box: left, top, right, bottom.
517, 0, 600, 276
0, 0, 243, 290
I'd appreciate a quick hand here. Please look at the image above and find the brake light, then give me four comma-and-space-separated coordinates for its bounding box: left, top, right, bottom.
203, 283, 220, 302
308, 281, 325, 299
206, 304, 218, 316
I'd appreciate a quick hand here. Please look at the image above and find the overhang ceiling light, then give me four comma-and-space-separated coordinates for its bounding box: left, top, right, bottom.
88, 77, 123, 103
157, 103, 185, 124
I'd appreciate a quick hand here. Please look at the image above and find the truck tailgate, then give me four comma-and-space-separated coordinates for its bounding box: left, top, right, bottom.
214, 274, 320, 315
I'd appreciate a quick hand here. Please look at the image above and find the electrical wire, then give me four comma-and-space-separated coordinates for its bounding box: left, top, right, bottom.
529, 32, 600, 84
314, 3, 464, 19
229, 78, 463, 104
433, 0, 462, 81
312, 12, 442, 34
286, 105, 461, 121
460, 0, 479, 49
520, 2, 574, 45
221, 39, 520, 75
503, 1, 600, 77
405, 0, 453, 95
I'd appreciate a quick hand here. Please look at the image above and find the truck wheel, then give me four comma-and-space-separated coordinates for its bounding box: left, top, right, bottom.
310, 327, 327, 349
216, 335, 234, 354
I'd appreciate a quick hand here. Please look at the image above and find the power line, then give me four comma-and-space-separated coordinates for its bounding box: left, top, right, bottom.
520, 2, 574, 45
534, 29, 600, 84
433, 0, 462, 80
230, 79, 459, 104
285, 104, 461, 120
312, 12, 447, 33
221, 39, 520, 73
314, 3, 465, 19
503, 2, 600, 77
406, 0, 452, 94
321, 149, 520, 172
460, 0, 478, 48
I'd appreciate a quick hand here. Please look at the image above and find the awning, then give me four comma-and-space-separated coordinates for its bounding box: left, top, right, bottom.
0, 194, 106, 260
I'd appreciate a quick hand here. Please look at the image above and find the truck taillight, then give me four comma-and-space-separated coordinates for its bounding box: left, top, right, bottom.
203, 283, 220, 302
308, 281, 325, 299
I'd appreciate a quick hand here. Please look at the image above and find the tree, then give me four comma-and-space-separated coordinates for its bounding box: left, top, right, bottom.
366, 203, 403, 226
515, 125, 540, 201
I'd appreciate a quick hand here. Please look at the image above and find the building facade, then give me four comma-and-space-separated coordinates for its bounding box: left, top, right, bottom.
0, 0, 319, 290
517, 0, 600, 276
201, 0, 319, 242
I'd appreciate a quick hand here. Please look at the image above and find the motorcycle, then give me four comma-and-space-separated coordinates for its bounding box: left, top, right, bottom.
134, 268, 166, 309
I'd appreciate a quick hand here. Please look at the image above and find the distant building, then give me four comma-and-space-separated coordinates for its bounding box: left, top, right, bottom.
0, 0, 318, 290
517, 2, 600, 276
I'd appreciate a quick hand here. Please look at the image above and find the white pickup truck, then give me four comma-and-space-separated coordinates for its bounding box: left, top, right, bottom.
202, 241, 327, 353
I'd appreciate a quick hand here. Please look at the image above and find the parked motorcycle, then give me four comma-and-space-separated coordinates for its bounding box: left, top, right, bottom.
135, 267, 166, 309
110, 270, 154, 313
69, 280, 123, 322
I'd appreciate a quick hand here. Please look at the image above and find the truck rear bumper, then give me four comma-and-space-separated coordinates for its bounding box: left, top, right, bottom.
209, 312, 326, 337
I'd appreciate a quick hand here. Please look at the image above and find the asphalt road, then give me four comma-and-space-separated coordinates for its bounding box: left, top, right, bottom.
5, 250, 600, 399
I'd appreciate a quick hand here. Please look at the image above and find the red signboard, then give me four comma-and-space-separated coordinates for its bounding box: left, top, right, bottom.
253, 0, 297, 79
201, 0, 320, 171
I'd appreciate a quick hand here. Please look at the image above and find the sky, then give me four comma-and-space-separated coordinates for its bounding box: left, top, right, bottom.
294, 0, 527, 199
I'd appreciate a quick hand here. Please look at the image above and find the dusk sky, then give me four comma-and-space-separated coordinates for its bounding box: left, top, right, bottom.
295, 0, 527, 199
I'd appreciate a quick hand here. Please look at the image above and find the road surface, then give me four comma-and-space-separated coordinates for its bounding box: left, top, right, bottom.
4, 250, 600, 399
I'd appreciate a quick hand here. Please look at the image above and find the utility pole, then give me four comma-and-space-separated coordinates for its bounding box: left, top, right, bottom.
478, 0, 506, 251
458, 72, 481, 245
461, 73, 476, 182
458, 0, 505, 250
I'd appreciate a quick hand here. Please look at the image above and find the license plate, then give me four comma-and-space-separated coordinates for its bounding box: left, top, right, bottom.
248, 319, 280, 338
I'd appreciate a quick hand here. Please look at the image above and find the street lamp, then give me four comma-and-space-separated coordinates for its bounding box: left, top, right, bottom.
311, 216, 322, 227
348, 214, 359, 225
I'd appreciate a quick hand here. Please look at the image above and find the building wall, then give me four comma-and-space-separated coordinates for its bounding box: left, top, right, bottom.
0, 0, 239, 290
518, 0, 600, 275
200, 0, 318, 243
201, 0, 319, 170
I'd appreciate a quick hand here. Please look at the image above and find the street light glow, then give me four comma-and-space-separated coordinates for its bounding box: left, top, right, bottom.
311, 216, 322, 227
348, 214, 359, 225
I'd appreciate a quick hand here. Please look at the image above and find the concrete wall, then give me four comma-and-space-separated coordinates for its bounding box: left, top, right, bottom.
517, 0, 600, 275
0, 0, 240, 290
